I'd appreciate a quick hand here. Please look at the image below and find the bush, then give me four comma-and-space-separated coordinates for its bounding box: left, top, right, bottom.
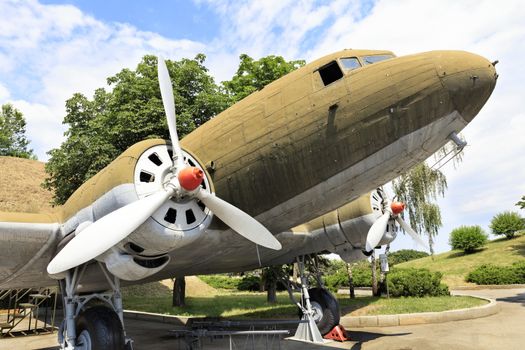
198, 275, 240, 289
237, 275, 261, 291
466, 261, 525, 285
387, 268, 449, 297
449, 225, 488, 253
466, 264, 519, 284
388, 249, 429, 265
490, 211, 525, 239
323, 265, 372, 292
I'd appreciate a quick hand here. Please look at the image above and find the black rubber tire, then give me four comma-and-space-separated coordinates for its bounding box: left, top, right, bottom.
75, 306, 125, 350
299, 288, 340, 335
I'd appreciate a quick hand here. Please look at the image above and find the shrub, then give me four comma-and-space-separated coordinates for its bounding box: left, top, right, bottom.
449, 225, 488, 253
466, 264, 519, 284
512, 261, 525, 282
490, 211, 525, 239
237, 275, 261, 291
323, 265, 372, 292
388, 249, 429, 265
198, 275, 240, 289
387, 268, 449, 297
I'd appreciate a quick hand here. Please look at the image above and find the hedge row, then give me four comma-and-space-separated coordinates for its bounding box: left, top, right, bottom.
466, 261, 525, 285
324, 267, 449, 297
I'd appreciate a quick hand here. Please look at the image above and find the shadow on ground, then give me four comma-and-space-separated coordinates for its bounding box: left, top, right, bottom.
348, 330, 412, 350
508, 241, 525, 257
496, 291, 525, 307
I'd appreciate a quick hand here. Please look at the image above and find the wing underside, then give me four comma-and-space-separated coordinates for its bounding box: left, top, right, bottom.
0, 219, 60, 289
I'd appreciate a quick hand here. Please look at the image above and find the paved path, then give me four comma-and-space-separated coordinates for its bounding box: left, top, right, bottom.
349, 288, 525, 350
1, 288, 523, 349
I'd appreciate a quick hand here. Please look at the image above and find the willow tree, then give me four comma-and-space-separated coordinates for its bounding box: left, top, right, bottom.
516, 196, 525, 210
392, 138, 465, 255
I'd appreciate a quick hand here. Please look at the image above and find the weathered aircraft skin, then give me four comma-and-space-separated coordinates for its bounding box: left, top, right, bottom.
0, 49, 497, 290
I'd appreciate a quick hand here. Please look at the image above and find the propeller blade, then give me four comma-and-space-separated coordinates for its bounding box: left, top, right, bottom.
47, 189, 174, 274
395, 216, 428, 250
196, 191, 282, 250
157, 56, 184, 169
365, 211, 390, 252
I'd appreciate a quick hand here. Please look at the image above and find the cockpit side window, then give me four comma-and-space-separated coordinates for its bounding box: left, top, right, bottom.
340, 57, 361, 72
361, 54, 394, 65
318, 61, 343, 86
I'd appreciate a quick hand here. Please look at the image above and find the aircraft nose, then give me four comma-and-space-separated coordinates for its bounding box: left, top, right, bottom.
435, 51, 498, 122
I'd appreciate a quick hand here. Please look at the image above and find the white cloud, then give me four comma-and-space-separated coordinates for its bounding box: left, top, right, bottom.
0, 83, 9, 101
0, 0, 206, 160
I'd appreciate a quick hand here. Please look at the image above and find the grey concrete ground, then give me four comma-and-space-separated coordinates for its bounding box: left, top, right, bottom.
1, 288, 523, 350
352, 288, 525, 350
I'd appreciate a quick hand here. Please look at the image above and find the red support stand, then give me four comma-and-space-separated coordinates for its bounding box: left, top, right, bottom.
323, 325, 349, 342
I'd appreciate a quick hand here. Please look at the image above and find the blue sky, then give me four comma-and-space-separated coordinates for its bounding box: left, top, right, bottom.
40, 0, 221, 42
1, 0, 524, 255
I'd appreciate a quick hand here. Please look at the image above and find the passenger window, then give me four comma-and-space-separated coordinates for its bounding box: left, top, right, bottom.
340, 57, 361, 72
318, 61, 343, 86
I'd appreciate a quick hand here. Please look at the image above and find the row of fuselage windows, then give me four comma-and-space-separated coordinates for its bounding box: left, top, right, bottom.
318, 54, 394, 86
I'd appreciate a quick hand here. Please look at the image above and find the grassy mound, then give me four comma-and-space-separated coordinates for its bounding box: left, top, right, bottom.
398, 233, 525, 287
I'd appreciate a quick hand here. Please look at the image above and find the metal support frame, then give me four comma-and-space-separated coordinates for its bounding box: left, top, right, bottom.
287, 256, 329, 344
58, 263, 133, 350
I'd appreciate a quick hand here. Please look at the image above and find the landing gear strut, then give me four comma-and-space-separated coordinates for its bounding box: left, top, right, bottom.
284, 255, 339, 343
58, 263, 132, 350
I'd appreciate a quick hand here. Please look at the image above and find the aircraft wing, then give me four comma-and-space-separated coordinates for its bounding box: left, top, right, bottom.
0, 212, 60, 289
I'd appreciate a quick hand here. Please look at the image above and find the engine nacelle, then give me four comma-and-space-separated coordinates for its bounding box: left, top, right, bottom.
100, 250, 170, 281
321, 188, 397, 262
124, 144, 215, 256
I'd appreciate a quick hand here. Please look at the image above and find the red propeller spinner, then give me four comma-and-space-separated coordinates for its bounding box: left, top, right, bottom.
390, 201, 405, 215
178, 167, 204, 191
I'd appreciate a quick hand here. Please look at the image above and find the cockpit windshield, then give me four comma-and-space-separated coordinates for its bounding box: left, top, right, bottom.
362, 54, 394, 65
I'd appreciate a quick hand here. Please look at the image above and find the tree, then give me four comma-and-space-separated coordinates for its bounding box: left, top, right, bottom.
392, 163, 447, 256
0, 103, 35, 159
43, 54, 229, 204
388, 249, 429, 266
261, 266, 281, 303
449, 225, 488, 253
223, 54, 305, 101
392, 136, 466, 256
346, 263, 355, 299
490, 211, 525, 239
172, 277, 186, 307
516, 196, 525, 210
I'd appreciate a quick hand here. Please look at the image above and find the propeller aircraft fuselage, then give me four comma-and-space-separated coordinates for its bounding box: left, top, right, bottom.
0, 49, 497, 291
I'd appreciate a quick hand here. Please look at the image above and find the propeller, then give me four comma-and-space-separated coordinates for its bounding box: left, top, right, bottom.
47, 57, 282, 275
364, 191, 428, 254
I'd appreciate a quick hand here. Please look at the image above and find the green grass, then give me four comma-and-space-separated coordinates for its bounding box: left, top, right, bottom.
123, 291, 486, 318
124, 292, 300, 318
342, 296, 486, 316
398, 232, 525, 287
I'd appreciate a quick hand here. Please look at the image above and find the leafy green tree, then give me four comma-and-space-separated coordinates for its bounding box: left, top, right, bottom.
44, 54, 229, 204
223, 54, 305, 101
516, 196, 525, 210
490, 211, 525, 239
392, 163, 448, 256
388, 249, 429, 265
0, 103, 35, 159
449, 225, 488, 253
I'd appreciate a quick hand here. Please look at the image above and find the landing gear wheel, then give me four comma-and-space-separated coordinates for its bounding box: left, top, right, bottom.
300, 288, 340, 335
75, 306, 125, 350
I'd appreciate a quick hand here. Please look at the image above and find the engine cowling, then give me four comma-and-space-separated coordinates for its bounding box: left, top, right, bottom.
321, 188, 397, 262
99, 144, 215, 281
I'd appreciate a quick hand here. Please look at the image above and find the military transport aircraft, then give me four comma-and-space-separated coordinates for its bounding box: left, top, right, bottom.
0, 49, 497, 349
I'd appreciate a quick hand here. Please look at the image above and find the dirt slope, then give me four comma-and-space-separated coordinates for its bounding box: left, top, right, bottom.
0, 156, 54, 213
